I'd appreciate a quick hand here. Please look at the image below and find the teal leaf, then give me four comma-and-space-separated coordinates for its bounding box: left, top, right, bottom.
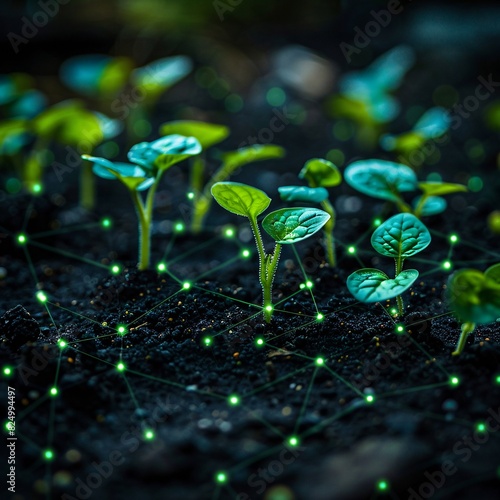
131, 56, 192, 91
413, 107, 450, 139
345, 159, 417, 202
278, 186, 329, 203
262, 208, 330, 244
347, 268, 419, 303
371, 213, 431, 259
413, 195, 447, 216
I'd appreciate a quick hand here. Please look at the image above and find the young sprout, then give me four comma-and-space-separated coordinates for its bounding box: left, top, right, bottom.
82, 134, 202, 270
279, 158, 342, 267
211, 182, 330, 322
447, 263, 500, 355
347, 213, 431, 317
380, 107, 450, 155
345, 159, 467, 218
160, 120, 285, 233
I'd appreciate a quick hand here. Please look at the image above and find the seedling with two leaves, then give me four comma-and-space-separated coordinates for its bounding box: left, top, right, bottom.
160, 120, 285, 233
82, 134, 202, 270
211, 181, 330, 323
447, 263, 500, 355
278, 158, 341, 267
347, 213, 431, 317
345, 159, 467, 218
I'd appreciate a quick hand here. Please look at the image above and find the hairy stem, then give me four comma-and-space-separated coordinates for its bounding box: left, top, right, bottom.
452, 322, 476, 356
320, 199, 336, 267
131, 190, 150, 271
395, 257, 404, 316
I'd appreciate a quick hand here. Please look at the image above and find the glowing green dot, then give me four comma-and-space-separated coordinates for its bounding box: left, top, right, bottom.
315, 357, 325, 366
306, 280, 313, 289
377, 479, 389, 492
265, 305, 273, 312
241, 249, 251, 259
111, 264, 121, 275
144, 429, 155, 440
36, 291, 47, 303
316, 313, 324, 322
224, 227, 235, 238
288, 436, 299, 447
442, 260, 452, 270
49, 387, 58, 397
3, 366, 12, 376
395, 324, 405, 334
449, 234, 458, 244
266, 87, 286, 107
365, 394, 375, 404
373, 218, 382, 227
215, 471, 228, 484
255, 338, 265, 347
5, 421, 13, 431
228, 395, 240, 406
468, 176, 483, 192
495, 374, 500, 385
117, 325, 127, 336
187, 192, 195, 200
174, 222, 185, 233
43, 450, 54, 461
101, 218, 112, 229
116, 362, 126, 372
157, 262, 167, 272
299, 283, 306, 290
390, 308, 398, 315
32, 183, 43, 194
450, 376, 460, 387
182, 282, 191, 290
347, 246, 356, 254
476, 422, 486, 433
17, 234, 27, 245
203, 337, 212, 347
57, 339, 67, 349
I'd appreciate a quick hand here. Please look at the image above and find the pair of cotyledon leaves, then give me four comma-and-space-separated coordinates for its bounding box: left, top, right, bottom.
278, 158, 341, 204
448, 264, 500, 325
344, 159, 467, 216
83, 134, 202, 191
347, 213, 431, 303
211, 182, 330, 245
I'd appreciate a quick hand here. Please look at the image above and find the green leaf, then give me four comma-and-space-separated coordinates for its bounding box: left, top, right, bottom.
262, 207, 330, 244
347, 268, 419, 303
0, 119, 29, 154
278, 186, 329, 203
485, 263, 500, 285
128, 134, 202, 172
345, 159, 417, 202
211, 181, 271, 219
221, 145, 285, 173
448, 269, 500, 325
159, 120, 229, 149
82, 155, 154, 191
371, 213, 431, 259
418, 182, 468, 197
299, 158, 342, 187
413, 195, 447, 216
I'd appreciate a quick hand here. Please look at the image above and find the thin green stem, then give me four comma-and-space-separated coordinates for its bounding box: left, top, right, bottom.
452, 322, 476, 356
80, 162, 95, 210
413, 194, 428, 219
395, 257, 404, 316
320, 199, 336, 267
130, 190, 150, 271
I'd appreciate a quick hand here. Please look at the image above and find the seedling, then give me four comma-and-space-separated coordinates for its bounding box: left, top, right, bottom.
211, 182, 330, 322
347, 213, 431, 316
447, 263, 500, 355
82, 134, 202, 270
345, 159, 467, 218
160, 120, 285, 233
380, 107, 450, 155
279, 158, 342, 266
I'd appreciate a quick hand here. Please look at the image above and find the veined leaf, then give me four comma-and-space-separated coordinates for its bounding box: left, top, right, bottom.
299, 158, 341, 187
159, 120, 229, 149
345, 159, 417, 202
278, 186, 329, 203
418, 182, 468, 197
371, 213, 431, 259
262, 207, 330, 244
211, 181, 271, 219
347, 268, 419, 303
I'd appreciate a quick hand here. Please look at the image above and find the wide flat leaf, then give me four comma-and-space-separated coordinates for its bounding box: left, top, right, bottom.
347, 268, 419, 303
211, 182, 271, 219
448, 269, 500, 324
418, 182, 468, 197
221, 145, 285, 173
345, 159, 417, 202
262, 208, 330, 244
278, 186, 329, 203
159, 120, 229, 149
413, 107, 450, 138
371, 213, 431, 258
485, 263, 500, 285
299, 158, 341, 187
413, 195, 447, 216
